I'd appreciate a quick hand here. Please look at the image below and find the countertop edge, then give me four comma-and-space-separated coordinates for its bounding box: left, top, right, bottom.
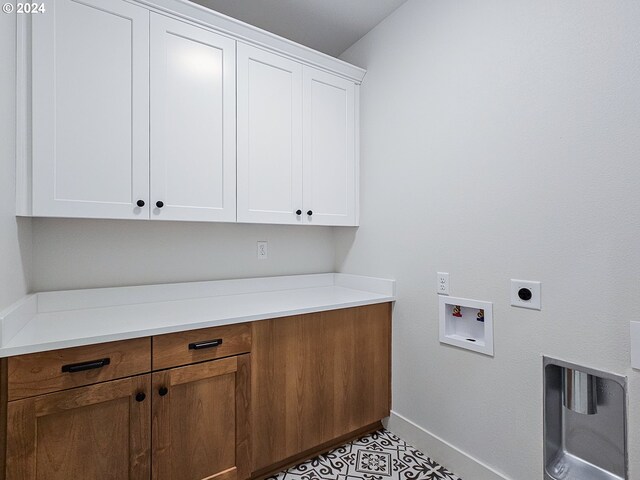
0, 274, 396, 358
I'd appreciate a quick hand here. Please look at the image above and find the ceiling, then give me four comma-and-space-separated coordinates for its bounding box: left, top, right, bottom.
190, 0, 409, 57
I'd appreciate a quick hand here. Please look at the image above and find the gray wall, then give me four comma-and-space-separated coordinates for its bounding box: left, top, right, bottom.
337, 1, 640, 478
0, 13, 31, 310
31, 218, 335, 291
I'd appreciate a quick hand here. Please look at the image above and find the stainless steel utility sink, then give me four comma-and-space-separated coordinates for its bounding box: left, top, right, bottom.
544, 357, 627, 480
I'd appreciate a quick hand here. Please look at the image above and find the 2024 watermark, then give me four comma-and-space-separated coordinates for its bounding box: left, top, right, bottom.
2, 2, 46, 13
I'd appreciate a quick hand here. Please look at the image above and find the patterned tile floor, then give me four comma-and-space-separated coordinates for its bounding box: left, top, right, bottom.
269, 429, 461, 480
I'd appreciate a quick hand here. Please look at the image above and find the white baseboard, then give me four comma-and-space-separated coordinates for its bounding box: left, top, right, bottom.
384, 411, 510, 480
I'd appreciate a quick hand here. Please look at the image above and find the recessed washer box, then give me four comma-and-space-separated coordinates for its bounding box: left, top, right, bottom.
439, 296, 493, 356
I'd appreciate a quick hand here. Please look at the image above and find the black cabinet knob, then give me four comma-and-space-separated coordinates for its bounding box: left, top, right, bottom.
136, 200, 145, 207
159, 386, 168, 396
307, 210, 313, 216
296, 209, 302, 215
156, 201, 164, 209
135, 392, 146, 402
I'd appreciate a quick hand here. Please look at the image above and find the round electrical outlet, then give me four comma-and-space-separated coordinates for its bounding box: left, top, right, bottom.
518, 288, 533, 301
511, 279, 541, 310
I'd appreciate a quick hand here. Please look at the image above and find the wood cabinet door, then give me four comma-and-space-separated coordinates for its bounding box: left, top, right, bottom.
6, 374, 151, 480
31, 0, 150, 220
152, 355, 250, 480
302, 66, 357, 226
236, 43, 303, 225
251, 303, 391, 472
150, 13, 236, 223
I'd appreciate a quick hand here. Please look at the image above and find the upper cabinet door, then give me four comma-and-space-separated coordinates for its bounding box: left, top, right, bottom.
150, 14, 236, 222
303, 67, 357, 226
31, 0, 150, 219
236, 44, 303, 224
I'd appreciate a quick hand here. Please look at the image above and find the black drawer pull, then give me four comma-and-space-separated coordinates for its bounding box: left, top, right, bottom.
188, 339, 223, 350
61, 358, 111, 373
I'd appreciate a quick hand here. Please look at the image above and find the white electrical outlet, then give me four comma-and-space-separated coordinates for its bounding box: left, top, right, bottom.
257, 241, 268, 259
437, 272, 450, 295
510, 279, 541, 310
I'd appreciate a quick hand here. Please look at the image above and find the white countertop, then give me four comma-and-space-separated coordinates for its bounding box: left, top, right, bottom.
0, 273, 395, 357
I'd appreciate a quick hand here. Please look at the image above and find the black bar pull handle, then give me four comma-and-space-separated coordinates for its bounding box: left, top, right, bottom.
62, 358, 111, 373
188, 339, 223, 350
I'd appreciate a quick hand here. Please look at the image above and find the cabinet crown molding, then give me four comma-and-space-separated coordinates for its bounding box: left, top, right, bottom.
129, 0, 366, 83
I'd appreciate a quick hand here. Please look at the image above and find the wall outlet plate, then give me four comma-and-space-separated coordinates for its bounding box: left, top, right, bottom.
510, 279, 541, 310
257, 241, 268, 259
437, 272, 449, 295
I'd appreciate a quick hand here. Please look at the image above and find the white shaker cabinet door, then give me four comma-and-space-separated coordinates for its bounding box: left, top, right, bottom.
31, 0, 150, 219
302, 67, 357, 226
150, 14, 236, 222
236, 44, 303, 224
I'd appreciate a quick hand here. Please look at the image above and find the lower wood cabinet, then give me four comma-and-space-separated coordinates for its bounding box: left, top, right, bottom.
0, 304, 392, 479
152, 355, 250, 480
6, 375, 151, 480
251, 303, 391, 474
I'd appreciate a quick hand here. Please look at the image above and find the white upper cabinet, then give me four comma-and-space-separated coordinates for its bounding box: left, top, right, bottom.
19, 0, 363, 226
303, 67, 357, 226
237, 44, 303, 224
150, 14, 236, 222
31, 0, 150, 219
237, 46, 359, 226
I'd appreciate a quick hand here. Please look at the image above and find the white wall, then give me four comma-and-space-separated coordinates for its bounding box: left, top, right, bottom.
337, 1, 640, 478
31, 219, 335, 291
0, 13, 32, 311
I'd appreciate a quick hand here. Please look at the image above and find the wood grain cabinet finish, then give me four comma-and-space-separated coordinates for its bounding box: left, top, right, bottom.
153, 323, 251, 370
0, 304, 391, 479
6, 374, 151, 480
250, 303, 391, 473
7, 338, 151, 401
152, 355, 250, 480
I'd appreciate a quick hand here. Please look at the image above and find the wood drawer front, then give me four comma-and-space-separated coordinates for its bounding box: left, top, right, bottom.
7, 338, 151, 401
153, 323, 251, 370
